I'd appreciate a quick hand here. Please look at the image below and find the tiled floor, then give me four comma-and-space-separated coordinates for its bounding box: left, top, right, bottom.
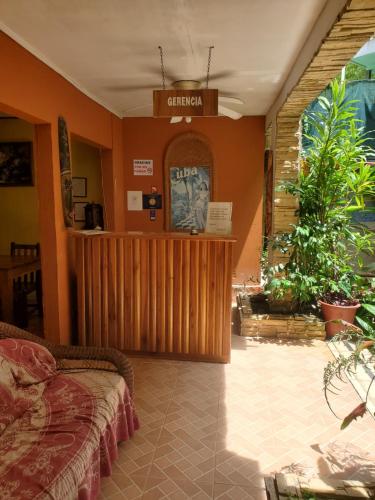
99, 335, 375, 499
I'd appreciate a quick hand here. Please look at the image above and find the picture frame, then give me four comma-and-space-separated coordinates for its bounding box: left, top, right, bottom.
0, 141, 33, 186
74, 201, 87, 222
72, 176, 87, 197
166, 165, 212, 231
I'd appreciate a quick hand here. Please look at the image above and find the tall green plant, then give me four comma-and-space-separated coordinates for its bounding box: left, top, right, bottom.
267, 81, 375, 309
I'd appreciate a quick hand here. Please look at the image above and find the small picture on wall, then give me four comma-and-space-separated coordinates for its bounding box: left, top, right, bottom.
72, 176, 87, 197
0, 141, 33, 186
74, 201, 88, 222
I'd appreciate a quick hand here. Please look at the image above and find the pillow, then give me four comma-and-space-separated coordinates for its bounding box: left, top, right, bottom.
0, 338, 56, 384
0, 339, 56, 434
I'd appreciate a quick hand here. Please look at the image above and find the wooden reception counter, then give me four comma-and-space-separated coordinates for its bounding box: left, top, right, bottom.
72, 231, 235, 362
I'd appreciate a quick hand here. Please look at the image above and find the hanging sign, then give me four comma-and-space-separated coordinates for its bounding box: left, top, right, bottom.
153, 89, 218, 117
133, 159, 153, 176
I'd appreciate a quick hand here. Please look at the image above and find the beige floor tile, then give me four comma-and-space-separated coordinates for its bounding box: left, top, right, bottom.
143, 476, 213, 499
107, 489, 143, 500
100, 335, 375, 498
100, 477, 121, 497
213, 483, 267, 499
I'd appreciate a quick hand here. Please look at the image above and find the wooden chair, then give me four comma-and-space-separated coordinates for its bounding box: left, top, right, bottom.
11, 242, 42, 326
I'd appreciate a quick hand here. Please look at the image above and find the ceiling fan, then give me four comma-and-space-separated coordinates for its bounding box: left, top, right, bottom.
113, 47, 244, 122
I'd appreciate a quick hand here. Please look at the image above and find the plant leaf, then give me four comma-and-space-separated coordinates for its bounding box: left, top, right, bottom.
362, 303, 375, 315
341, 402, 366, 430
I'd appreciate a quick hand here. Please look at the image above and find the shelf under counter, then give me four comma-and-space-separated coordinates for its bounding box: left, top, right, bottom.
72, 230, 235, 362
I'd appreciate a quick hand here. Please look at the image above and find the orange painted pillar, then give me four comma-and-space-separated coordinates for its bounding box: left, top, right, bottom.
34, 123, 72, 344
102, 116, 125, 231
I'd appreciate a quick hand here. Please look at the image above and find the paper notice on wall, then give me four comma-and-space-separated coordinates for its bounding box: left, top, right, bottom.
205, 202, 233, 235
78, 230, 109, 235
127, 191, 143, 211
133, 159, 153, 176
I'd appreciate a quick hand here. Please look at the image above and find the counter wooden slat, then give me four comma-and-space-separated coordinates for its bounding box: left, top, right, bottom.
150, 239, 157, 352
108, 238, 117, 348
166, 239, 174, 353
76, 236, 85, 345
182, 240, 190, 354
133, 238, 141, 351
101, 238, 109, 347
73, 231, 235, 362
86, 238, 93, 346
199, 241, 208, 355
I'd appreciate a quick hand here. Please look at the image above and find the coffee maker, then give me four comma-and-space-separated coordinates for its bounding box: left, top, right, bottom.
84, 203, 104, 230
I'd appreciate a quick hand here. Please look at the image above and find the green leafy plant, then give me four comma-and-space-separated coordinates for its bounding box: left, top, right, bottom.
266, 80, 375, 310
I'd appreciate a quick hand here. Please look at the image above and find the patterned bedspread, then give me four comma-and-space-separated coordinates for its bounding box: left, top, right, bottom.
0, 339, 139, 500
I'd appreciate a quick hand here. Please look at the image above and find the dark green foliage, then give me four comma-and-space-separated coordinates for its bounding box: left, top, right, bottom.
345, 61, 375, 81
266, 81, 375, 309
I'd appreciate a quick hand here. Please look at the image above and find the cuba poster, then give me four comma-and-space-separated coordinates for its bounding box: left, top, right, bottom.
169, 166, 211, 231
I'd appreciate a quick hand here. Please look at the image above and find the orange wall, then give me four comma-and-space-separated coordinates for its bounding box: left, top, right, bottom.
0, 31, 265, 345
122, 117, 265, 281
0, 32, 124, 344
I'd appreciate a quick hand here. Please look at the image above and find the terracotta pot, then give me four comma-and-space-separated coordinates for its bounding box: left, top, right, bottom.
319, 300, 361, 338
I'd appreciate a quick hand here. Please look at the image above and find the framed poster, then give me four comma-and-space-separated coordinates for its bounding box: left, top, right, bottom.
167, 166, 211, 231
72, 176, 87, 197
74, 202, 87, 222
0, 141, 33, 186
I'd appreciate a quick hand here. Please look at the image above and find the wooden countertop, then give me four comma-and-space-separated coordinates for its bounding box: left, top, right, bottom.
71, 230, 236, 243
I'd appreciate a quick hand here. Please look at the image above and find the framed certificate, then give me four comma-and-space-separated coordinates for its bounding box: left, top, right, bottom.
72, 177, 87, 197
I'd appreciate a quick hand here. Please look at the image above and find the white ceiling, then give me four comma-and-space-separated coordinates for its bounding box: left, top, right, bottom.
0, 0, 327, 117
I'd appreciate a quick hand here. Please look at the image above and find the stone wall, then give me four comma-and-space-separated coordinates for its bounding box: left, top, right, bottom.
236, 294, 325, 340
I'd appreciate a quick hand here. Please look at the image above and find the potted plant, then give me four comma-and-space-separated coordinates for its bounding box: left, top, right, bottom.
266, 80, 375, 337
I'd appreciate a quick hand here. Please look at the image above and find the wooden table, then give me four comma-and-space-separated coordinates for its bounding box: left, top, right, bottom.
0, 255, 41, 322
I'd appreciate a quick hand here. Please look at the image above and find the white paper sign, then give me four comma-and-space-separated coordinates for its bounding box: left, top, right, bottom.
205, 202, 233, 235
127, 191, 143, 211
133, 159, 153, 176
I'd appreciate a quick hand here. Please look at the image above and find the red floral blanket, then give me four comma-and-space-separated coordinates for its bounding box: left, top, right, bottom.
0, 339, 139, 500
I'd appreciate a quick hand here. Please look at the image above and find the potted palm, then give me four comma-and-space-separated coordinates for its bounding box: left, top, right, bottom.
267, 80, 375, 337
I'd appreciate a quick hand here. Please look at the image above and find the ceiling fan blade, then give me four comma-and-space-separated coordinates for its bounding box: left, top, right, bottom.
104, 84, 159, 92
197, 70, 236, 83
218, 96, 244, 105
218, 105, 242, 120
140, 65, 180, 83
170, 117, 184, 124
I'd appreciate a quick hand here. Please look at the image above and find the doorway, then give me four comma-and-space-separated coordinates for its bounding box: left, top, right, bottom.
71, 138, 104, 230
0, 112, 43, 334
